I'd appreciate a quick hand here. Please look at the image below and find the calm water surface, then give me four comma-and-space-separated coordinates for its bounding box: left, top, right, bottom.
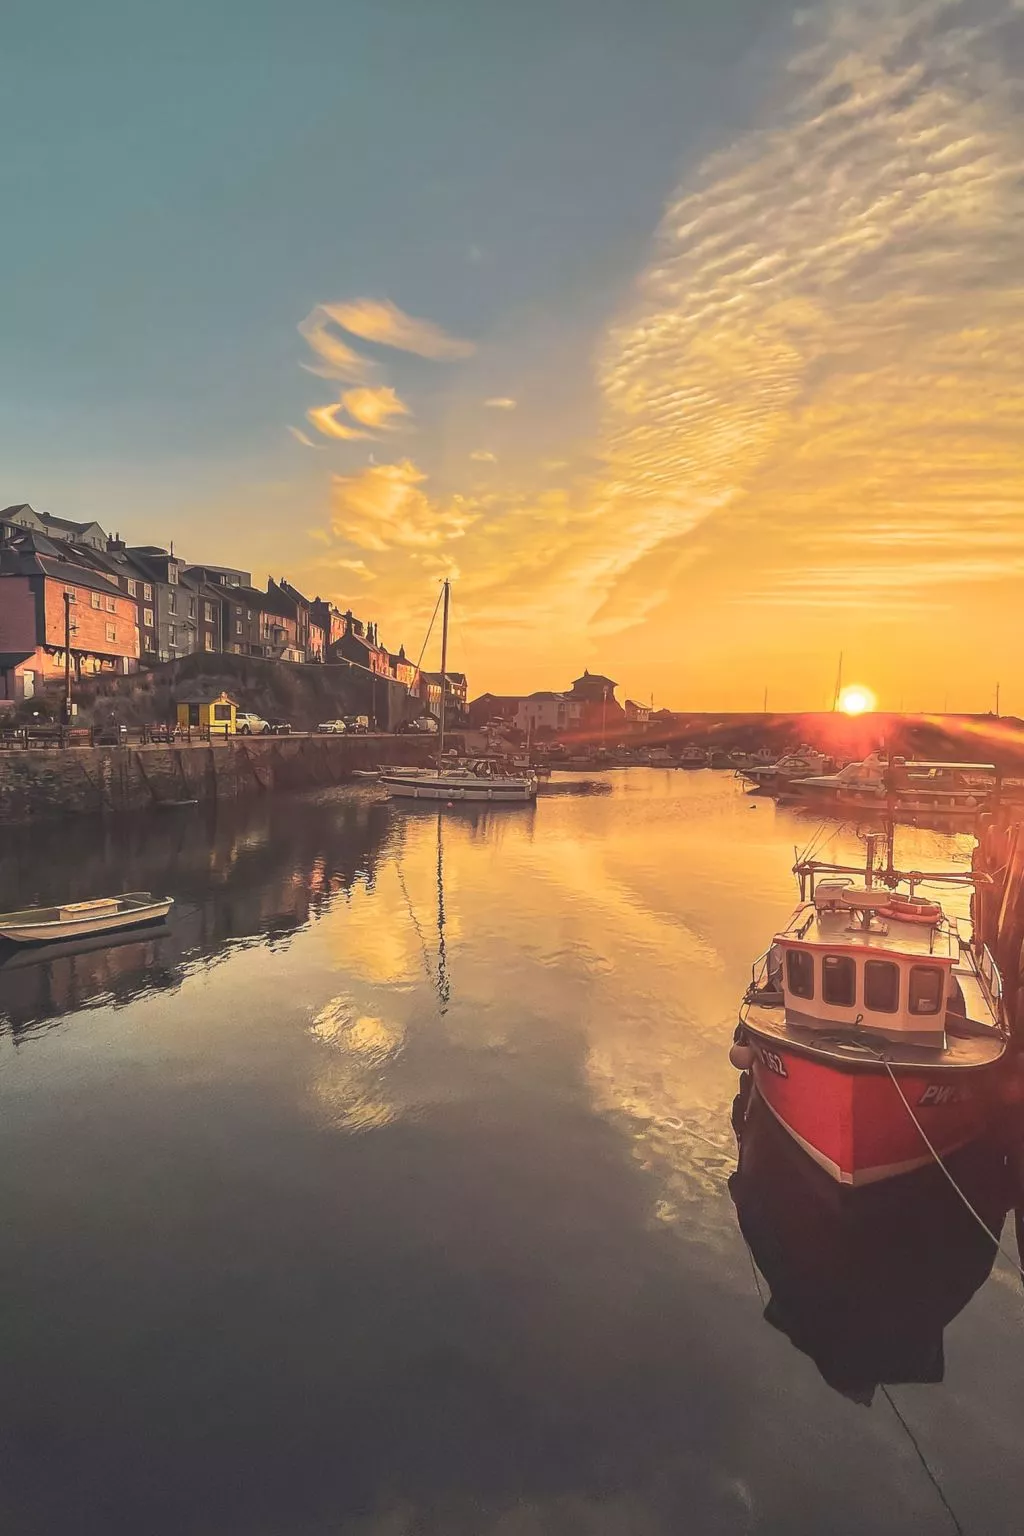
0, 773, 1020, 1535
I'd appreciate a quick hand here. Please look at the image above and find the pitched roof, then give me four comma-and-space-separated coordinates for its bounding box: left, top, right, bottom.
572, 670, 617, 688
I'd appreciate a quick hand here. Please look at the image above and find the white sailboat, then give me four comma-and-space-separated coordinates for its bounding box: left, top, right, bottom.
381, 581, 537, 804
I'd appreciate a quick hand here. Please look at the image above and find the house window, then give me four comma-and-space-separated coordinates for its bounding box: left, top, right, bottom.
90, 591, 101, 610
105, 624, 116, 643
213, 704, 232, 722
189, 599, 195, 617
822, 954, 857, 1008
204, 634, 215, 651
168, 625, 176, 646
864, 960, 900, 1013
168, 593, 176, 615
168, 566, 178, 584
204, 602, 215, 622
106, 596, 116, 613
127, 579, 138, 597
786, 949, 814, 1000
909, 965, 945, 1016
143, 584, 153, 601
144, 608, 154, 627
236, 619, 242, 635
64, 587, 76, 602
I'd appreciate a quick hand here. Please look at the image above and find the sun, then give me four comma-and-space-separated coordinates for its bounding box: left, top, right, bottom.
837, 684, 876, 716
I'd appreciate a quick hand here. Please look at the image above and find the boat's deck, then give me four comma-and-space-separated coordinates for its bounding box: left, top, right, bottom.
777, 903, 956, 959
742, 1002, 1005, 1071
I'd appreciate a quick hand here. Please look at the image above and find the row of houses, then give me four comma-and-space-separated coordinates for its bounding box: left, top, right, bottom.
468, 672, 652, 740
0, 504, 467, 717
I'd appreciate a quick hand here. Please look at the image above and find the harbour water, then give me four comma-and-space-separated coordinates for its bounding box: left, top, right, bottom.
0, 773, 1021, 1534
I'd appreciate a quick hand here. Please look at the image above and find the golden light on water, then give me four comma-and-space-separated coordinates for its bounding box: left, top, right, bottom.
837, 685, 876, 716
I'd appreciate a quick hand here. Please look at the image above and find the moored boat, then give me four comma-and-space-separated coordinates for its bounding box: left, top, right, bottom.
0, 892, 174, 945
740, 746, 831, 793
783, 754, 996, 821
382, 760, 536, 802
733, 831, 1008, 1186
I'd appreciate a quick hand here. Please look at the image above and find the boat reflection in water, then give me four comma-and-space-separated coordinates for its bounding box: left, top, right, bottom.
729, 1078, 1015, 1404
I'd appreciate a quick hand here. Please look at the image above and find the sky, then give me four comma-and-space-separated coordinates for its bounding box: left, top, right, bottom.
3, 0, 1022, 711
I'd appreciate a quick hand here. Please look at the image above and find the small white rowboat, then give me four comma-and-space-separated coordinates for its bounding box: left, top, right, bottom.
0, 892, 174, 944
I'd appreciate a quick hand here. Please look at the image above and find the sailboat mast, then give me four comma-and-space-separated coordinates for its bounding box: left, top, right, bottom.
437, 578, 450, 774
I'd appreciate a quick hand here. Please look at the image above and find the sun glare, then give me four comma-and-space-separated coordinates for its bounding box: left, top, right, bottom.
837, 685, 876, 716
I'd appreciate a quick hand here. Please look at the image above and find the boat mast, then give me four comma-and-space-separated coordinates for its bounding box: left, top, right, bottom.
436, 578, 450, 775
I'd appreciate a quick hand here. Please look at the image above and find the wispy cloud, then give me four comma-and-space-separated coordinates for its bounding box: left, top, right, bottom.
297, 305, 371, 382
306, 402, 372, 441
303, 0, 1024, 705
484, 397, 517, 410
330, 460, 479, 552
341, 386, 411, 431
322, 299, 474, 360
287, 425, 319, 449
469, 449, 497, 463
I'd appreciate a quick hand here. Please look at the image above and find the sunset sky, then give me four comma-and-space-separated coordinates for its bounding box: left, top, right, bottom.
4, 0, 1022, 711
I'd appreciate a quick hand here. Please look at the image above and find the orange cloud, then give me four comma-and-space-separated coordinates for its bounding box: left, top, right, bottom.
323, 299, 474, 360
306, 402, 372, 441
297, 305, 371, 382
330, 460, 479, 552
341, 386, 411, 430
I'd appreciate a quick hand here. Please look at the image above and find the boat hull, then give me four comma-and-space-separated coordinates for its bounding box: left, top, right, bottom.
384, 780, 535, 803
745, 1033, 1000, 1186
0, 901, 173, 945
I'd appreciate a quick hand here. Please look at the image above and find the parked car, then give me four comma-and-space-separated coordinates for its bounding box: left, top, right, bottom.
396, 716, 438, 734
317, 719, 347, 734
343, 715, 370, 733
236, 712, 272, 735
264, 717, 292, 735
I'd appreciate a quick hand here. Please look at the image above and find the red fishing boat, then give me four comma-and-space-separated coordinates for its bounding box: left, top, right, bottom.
733, 831, 1008, 1187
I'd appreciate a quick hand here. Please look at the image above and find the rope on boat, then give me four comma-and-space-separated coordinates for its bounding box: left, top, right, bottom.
879, 1056, 1024, 1282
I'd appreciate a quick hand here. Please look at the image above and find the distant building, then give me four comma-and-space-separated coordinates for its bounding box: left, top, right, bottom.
1, 504, 108, 552
421, 671, 468, 726
467, 693, 521, 729
513, 691, 583, 736
272, 578, 324, 662
624, 698, 651, 726
388, 645, 419, 689
328, 612, 391, 676
567, 670, 625, 738
0, 531, 139, 704
310, 597, 347, 650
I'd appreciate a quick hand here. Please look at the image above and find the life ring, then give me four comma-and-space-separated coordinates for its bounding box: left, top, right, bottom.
880, 894, 942, 924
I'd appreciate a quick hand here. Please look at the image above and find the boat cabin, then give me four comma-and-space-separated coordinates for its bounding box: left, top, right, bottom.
772, 880, 958, 1048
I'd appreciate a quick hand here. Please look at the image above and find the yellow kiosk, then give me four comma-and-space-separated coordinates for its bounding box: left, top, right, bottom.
175, 687, 237, 738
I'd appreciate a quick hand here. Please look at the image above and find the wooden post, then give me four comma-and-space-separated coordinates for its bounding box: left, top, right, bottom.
63, 591, 73, 725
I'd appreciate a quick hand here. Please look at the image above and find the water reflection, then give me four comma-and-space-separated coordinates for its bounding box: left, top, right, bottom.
729, 1080, 1013, 1402
1, 775, 1022, 1534
0, 791, 393, 1039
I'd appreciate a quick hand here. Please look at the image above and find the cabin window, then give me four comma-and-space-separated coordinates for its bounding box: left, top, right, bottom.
909, 965, 945, 1016
786, 949, 814, 999
864, 959, 900, 1013
213, 704, 232, 722
822, 953, 856, 1007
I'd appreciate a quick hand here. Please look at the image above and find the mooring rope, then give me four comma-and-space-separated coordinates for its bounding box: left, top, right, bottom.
879, 1056, 1024, 1282
880, 1385, 965, 1536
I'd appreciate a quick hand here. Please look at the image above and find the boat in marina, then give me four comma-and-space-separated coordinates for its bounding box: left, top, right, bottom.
0, 892, 174, 945
676, 746, 708, 769
382, 581, 537, 805
740, 746, 831, 793
732, 829, 1008, 1186
783, 754, 996, 820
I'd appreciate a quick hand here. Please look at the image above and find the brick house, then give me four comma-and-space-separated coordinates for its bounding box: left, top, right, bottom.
274, 578, 324, 662
420, 671, 468, 725
328, 613, 391, 676
388, 645, 419, 689
310, 597, 347, 649
0, 532, 139, 704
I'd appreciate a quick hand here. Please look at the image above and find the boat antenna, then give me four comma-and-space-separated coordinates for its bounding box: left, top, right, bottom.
437, 577, 450, 776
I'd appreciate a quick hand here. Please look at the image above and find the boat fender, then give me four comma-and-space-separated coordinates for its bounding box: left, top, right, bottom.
729, 1041, 755, 1071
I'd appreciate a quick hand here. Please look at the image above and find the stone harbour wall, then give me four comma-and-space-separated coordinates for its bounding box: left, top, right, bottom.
0, 733, 443, 823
